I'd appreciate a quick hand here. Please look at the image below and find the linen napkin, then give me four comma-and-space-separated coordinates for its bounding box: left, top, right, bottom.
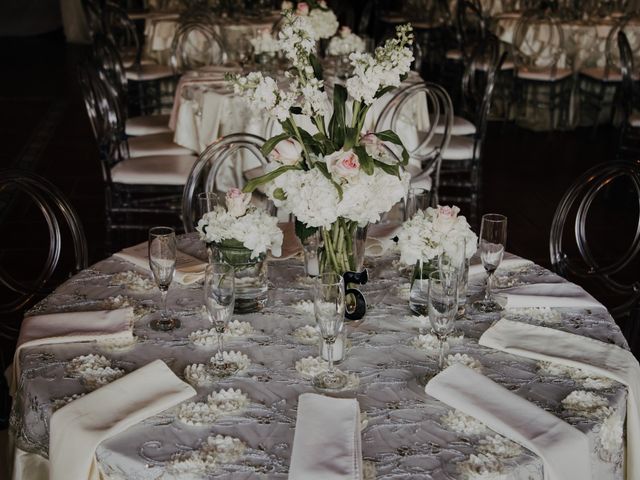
497, 283, 605, 309
480, 318, 640, 480
10, 308, 134, 394
425, 364, 591, 480
49, 359, 195, 480
365, 222, 400, 257
114, 241, 206, 285
289, 393, 363, 480
468, 255, 534, 278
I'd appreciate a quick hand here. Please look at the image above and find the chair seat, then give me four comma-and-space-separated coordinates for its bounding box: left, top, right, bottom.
126, 64, 174, 81
579, 67, 624, 82
433, 116, 477, 136
126, 114, 172, 136
111, 154, 197, 185
630, 112, 640, 128
121, 54, 157, 69
517, 67, 572, 81
474, 59, 515, 71
128, 132, 195, 158
446, 49, 463, 60
433, 133, 475, 160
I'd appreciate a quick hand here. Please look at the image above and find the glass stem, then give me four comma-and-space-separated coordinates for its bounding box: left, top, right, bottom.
484, 272, 493, 302
216, 329, 224, 362
437, 338, 446, 371
160, 290, 168, 320
327, 341, 335, 374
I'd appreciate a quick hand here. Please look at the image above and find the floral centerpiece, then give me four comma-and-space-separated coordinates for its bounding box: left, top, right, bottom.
228, 14, 414, 282
398, 206, 477, 266
196, 189, 283, 312
281, 1, 339, 39
327, 26, 366, 56
250, 28, 280, 56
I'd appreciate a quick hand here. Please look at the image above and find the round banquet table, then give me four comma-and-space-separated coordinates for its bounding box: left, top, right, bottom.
10, 233, 629, 479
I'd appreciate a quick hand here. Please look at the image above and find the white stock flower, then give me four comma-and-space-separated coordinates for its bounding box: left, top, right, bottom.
278, 12, 317, 70
270, 138, 303, 166
228, 72, 294, 122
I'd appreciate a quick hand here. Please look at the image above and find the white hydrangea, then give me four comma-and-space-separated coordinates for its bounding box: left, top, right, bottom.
308, 8, 339, 39
196, 206, 283, 259
327, 29, 366, 56
397, 206, 478, 265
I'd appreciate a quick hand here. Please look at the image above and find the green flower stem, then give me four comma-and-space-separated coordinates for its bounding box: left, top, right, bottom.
322, 227, 341, 274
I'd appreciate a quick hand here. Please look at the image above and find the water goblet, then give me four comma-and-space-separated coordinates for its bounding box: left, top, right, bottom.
312, 273, 350, 391
148, 227, 180, 331
427, 270, 458, 379
473, 214, 507, 313
204, 262, 237, 377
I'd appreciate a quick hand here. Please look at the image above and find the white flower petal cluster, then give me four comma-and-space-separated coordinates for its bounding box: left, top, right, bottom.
196, 205, 283, 259
537, 361, 617, 390
166, 435, 246, 476
65, 354, 125, 390
397, 206, 478, 265
598, 411, 624, 456
299, 78, 330, 116
441, 409, 488, 436
458, 453, 506, 480
346, 24, 414, 105
278, 12, 317, 70
561, 390, 611, 419
446, 353, 483, 372
308, 8, 339, 39
229, 72, 295, 122
478, 435, 523, 459
250, 29, 280, 54
327, 31, 366, 56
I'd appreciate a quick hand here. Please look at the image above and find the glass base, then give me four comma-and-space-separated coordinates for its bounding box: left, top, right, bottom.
150, 317, 181, 332
313, 369, 348, 391
473, 297, 504, 313
208, 359, 239, 379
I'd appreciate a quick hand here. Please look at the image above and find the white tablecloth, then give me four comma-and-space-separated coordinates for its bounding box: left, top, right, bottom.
9, 233, 630, 479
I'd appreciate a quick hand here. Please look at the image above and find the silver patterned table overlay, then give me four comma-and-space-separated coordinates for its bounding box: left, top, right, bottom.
11, 233, 628, 479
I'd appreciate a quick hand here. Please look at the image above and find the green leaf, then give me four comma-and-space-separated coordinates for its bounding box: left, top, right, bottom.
261, 133, 290, 156
242, 165, 300, 193
315, 162, 344, 199
343, 127, 357, 150
374, 85, 395, 99
309, 54, 324, 81
281, 118, 296, 137
353, 145, 374, 175
374, 130, 410, 165
373, 159, 401, 178
295, 219, 318, 243
273, 187, 286, 201
328, 84, 347, 148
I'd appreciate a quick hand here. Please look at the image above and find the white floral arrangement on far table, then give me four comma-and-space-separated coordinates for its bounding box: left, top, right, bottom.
281, 0, 339, 39
397, 206, 478, 266
327, 26, 366, 56
250, 28, 280, 55
196, 188, 283, 259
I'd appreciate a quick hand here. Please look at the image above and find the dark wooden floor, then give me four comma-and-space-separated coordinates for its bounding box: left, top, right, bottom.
0, 30, 631, 325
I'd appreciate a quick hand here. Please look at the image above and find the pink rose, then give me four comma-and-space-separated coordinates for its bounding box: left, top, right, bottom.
326, 150, 360, 180
225, 188, 252, 217
437, 205, 460, 220
433, 205, 461, 230
270, 138, 303, 166
296, 2, 310, 15
359, 131, 386, 158
339, 26, 352, 38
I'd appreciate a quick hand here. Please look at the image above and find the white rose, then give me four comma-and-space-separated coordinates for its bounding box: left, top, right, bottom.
359, 131, 386, 159
225, 188, 251, 217
325, 149, 361, 180
432, 205, 460, 232
270, 138, 303, 166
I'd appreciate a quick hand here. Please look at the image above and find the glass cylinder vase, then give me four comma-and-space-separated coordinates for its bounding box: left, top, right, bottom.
209, 241, 268, 313
318, 219, 368, 276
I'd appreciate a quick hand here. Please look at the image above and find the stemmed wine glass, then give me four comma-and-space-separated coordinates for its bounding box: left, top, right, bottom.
473, 213, 507, 313
425, 270, 458, 381
313, 273, 349, 391
439, 236, 469, 318
404, 187, 431, 221
148, 227, 180, 331
204, 262, 237, 377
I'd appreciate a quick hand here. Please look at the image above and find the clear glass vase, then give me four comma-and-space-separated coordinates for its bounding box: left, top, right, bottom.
410, 258, 438, 316
209, 241, 268, 313
318, 219, 368, 276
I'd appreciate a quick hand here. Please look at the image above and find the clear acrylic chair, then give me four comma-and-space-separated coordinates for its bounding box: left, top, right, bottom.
549, 160, 640, 352
617, 30, 640, 158
170, 21, 227, 74
182, 133, 271, 232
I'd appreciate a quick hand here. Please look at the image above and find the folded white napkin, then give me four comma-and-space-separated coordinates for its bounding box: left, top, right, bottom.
498, 282, 604, 309
365, 223, 400, 257
480, 318, 640, 480
425, 364, 591, 480
50, 359, 195, 480
468, 255, 534, 278
289, 393, 362, 480
114, 242, 206, 285
10, 308, 134, 394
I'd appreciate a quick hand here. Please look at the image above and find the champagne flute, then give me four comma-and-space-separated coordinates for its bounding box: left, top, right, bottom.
439, 236, 469, 318
313, 273, 349, 391
427, 270, 458, 379
473, 213, 507, 312
148, 227, 180, 331
204, 262, 237, 377
404, 187, 431, 221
